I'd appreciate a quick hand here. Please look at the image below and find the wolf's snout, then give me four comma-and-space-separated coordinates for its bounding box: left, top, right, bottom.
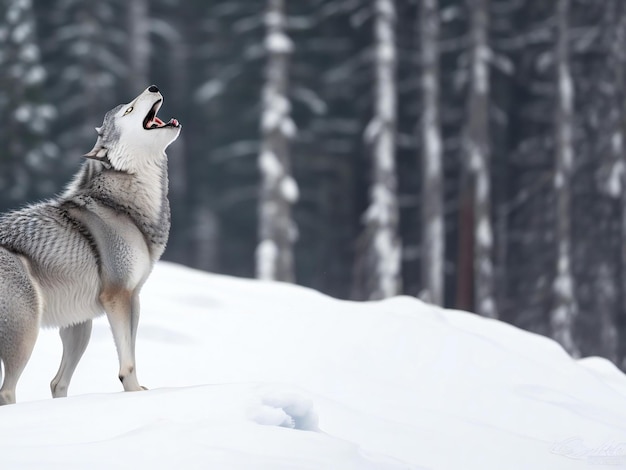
148, 85, 159, 93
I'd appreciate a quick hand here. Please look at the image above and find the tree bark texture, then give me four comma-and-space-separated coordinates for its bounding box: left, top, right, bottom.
420, 0, 444, 306
256, 0, 297, 282
467, 0, 496, 318
362, 0, 401, 300
551, 0, 579, 357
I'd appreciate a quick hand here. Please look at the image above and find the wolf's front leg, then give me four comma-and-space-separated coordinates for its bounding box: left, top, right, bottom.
51, 320, 93, 398
101, 289, 145, 391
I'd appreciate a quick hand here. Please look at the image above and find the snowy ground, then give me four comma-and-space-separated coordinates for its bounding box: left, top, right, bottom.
1, 262, 626, 469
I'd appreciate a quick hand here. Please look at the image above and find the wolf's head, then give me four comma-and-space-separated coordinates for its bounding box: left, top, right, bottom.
84, 85, 181, 173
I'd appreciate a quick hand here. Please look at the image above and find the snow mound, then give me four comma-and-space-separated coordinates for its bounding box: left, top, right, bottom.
251, 389, 319, 431
2, 261, 626, 469
0, 384, 410, 470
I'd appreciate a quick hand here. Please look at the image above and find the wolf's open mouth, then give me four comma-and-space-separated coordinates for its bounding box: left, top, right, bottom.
143, 100, 180, 130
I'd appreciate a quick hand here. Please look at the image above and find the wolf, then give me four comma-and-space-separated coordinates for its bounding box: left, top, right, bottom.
0, 85, 181, 405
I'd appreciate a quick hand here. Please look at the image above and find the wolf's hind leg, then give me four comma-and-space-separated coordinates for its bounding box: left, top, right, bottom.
0, 251, 41, 405
0, 325, 38, 406
50, 320, 93, 398
101, 289, 145, 392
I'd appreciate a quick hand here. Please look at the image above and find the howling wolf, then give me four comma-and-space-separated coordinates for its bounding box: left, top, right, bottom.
0, 85, 181, 405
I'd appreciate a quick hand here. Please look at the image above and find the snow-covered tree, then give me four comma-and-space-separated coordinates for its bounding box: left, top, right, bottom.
551, 0, 579, 357
256, 0, 298, 282
467, 0, 496, 318
361, 0, 401, 300
590, 0, 624, 364
43, 0, 127, 169
420, 0, 444, 306
0, 0, 57, 208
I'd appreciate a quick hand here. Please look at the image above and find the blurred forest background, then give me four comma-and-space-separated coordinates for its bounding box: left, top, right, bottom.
1, 0, 626, 367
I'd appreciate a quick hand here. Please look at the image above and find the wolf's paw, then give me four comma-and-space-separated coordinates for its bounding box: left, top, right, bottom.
249, 389, 319, 431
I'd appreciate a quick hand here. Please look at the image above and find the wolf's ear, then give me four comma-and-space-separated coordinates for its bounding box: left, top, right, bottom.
83, 144, 111, 168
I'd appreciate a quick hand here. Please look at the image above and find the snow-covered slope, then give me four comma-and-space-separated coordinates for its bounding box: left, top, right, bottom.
2, 262, 626, 469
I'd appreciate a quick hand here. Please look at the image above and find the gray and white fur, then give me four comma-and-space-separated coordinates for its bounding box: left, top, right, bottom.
0, 85, 181, 405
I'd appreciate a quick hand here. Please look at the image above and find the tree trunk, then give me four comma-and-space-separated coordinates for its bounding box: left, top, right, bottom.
256, 0, 298, 282
467, 0, 496, 318
551, 0, 579, 356
616, 1, 626, 368
127, 0, 150, 94
456, 190, 474, 310
361, 0, 401, 300
420, 0, 444, 306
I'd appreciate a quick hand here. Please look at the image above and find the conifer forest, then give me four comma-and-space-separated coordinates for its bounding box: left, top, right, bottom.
2, 0, 626, 367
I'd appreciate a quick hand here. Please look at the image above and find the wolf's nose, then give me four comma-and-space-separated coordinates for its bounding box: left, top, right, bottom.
148, 85, 159, 93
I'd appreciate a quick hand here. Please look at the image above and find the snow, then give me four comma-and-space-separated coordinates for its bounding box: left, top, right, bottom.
24, 64, 44, 85
606, 160, 623, 198
469, 143, 481, 172
476, 217, 493, 247
265, 31, 293, 55
264, 11, 285, 29
259, 149, 282, 181
555, 170, 564, 189
14, 104, 31, 123
261, 93, 291, 133
373, 228, 401, 298
280, 175, 299, 203
11, 21, 32, 44
364, 183, 394, 225
613, 131, 623, 155
255, 239, 278, 280
1, 261, 626, 469
280, 116, 297, 138
377, 131, 395, 172
424, 125, 441, 176
474, 44, 490, 94
422, 72, 436, 94
377, 42, 395, 64
18, 42, 38, 62
293, 87, 327, 115
554, 271, 574, 298
376, 0, 395, 19
195, 79, 225, 103
364, 117, 383, 143
559, 63, 574, 115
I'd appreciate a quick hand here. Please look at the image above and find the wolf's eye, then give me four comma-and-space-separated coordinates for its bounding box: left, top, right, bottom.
123, 106, 133, 115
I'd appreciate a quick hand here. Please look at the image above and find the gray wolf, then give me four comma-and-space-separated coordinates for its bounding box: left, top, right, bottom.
0, 85, 181, 405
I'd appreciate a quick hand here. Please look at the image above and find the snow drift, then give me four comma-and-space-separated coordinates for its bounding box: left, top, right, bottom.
1, 262, 625, 469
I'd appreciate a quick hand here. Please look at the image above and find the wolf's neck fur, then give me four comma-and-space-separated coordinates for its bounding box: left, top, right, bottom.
63, 158, 170, 248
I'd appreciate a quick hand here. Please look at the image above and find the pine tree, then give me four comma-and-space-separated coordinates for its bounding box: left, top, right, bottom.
0, 0, 57, 209
42, 0, 127, 170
